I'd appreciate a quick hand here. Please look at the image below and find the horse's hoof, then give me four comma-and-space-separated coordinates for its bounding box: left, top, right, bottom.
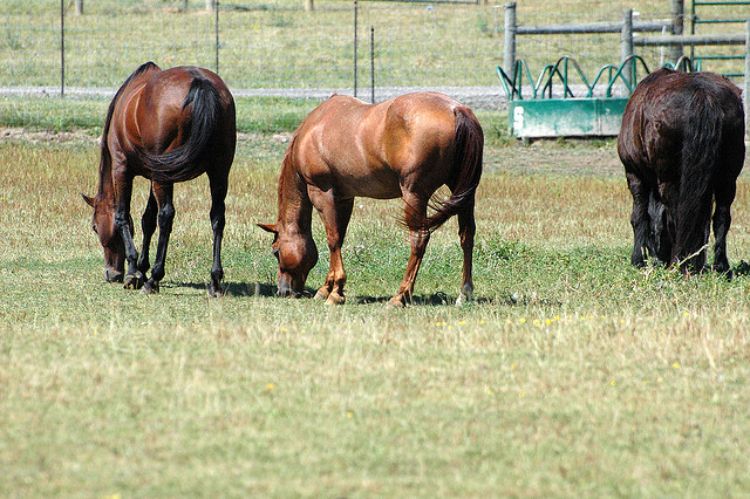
314, 288, 330, 301
456, 286, 473, 306
386, 295, 406, 308
208, 283, 224, 298
141, 280, 159, 294
124, 272, 144, 290
325, 292, 345, 305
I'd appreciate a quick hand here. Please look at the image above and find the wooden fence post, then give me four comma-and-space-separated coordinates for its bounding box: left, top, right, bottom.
206, 0, 216, 12
670, 0, 684, 62
745, 20, 750, 138
621, 8, 634, 86
305, 0, 314, 11
503, 2, 516, 74
75, 0, 83, 15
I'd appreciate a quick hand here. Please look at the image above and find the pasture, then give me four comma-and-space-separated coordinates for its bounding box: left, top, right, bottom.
2, 96, 750, 496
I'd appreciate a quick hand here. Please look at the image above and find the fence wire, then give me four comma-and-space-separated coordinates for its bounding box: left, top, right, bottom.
0, 1, 746, 94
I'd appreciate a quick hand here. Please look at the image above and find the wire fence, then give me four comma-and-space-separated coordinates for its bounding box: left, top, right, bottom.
0, 0, 746, 96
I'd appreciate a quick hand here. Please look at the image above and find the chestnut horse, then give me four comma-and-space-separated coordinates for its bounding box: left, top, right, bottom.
259, 92, 483, 307
618, 68, 744, 273
82, 62, 236, 296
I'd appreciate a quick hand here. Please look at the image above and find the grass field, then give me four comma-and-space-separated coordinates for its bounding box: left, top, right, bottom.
2, 95, 750, 495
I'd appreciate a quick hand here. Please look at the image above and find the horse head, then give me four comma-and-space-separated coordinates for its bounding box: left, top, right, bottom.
82, 193, 126, 282
258, 222, 318, 297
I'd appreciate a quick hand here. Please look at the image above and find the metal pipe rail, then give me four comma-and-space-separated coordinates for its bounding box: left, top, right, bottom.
516, 20, 671, 35
634, 34, 745, 46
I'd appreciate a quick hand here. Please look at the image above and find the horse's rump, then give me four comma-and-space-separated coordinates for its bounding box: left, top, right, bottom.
618, 68, 744, 270
103, 64, 233, 184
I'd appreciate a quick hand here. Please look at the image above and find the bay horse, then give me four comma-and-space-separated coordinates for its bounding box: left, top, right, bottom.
618, 68, 744, 273
82, 62, 236, 296
258, 92, 483, 307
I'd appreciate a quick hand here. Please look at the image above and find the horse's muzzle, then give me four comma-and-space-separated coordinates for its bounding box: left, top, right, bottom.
104, 268, 124, 283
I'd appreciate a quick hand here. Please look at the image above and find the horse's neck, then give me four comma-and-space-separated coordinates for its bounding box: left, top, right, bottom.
96, 141, 115, 203
277, 160, 312, 235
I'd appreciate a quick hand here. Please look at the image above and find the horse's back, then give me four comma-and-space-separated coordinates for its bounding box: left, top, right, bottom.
292, 92, 464, 198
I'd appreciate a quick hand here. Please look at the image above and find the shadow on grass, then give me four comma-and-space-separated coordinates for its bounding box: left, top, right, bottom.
168, 281, 278, 297
355, 292, 495, 306
732, 260, 750, 277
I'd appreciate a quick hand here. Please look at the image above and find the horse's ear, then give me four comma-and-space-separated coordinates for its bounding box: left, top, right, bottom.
257, 223, 278, 234
81, 193, 95, 208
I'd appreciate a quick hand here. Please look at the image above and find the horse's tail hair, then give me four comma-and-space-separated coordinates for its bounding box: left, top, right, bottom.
146, 76, 221, 183
422, 106, 484, 232
673, 90, 723, 272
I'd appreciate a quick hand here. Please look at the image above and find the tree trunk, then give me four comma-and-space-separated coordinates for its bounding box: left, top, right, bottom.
304, 0, 314, 11
75, 0, 83, 15
206, 0, 216, 12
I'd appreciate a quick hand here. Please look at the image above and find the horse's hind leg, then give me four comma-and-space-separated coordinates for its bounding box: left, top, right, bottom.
389, 192, 430, 308
137, 187, 158, 277
309, 187, 353, 305
207, 172, 228, 297
626, 172, 651, 267
142, 182, 175, 294
455, 197, 476, 306
713, 174, 740, 275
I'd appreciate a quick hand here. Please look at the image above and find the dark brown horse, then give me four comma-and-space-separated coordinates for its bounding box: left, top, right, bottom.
259, 92, 483, 307
82, 62, 236, 296
618, 68, 744, 273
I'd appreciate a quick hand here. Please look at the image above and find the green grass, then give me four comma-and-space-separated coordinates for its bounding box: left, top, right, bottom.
2, 121, 750, 495
0, 95, 322, 135
0, 95, 514, 147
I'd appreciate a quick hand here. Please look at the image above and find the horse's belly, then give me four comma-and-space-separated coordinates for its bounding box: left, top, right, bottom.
334, 168, 401, 199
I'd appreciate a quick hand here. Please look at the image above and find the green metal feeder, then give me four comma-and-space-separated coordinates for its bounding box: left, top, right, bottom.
497, 56, 695, 139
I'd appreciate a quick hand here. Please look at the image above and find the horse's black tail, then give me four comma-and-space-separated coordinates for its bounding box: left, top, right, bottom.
674, 92, 723, 272
146, 77, 221, 183
423, 106, 484, 232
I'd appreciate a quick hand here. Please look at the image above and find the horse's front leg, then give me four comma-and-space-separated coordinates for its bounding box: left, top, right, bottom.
389, 192, 430, 308
113, 169, 143, 289
137, 187, 158, 277
142, 182, 175, 294
207, 172, 228, 297
309, 187, 353, 305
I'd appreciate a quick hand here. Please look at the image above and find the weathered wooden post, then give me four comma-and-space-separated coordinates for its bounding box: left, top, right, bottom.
621, 8, 634, 87
670, 0, 684, 62
304, 0, 314, 11
214, 0, 219, 73
75, 0, 83, 15
370, 26, 375, 104
206, 0, 216, 12
60, 0, 65, 97
353, 0, 359, 98
745, 20, 750, 138
503, 2, 516, 74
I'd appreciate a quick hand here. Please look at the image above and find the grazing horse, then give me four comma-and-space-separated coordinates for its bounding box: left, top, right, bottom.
82, 62, 236, 296
259, 92, 483, 307
618, 68, 744, 273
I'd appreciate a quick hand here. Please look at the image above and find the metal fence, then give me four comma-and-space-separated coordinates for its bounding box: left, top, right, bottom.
0, 0, 741, 98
